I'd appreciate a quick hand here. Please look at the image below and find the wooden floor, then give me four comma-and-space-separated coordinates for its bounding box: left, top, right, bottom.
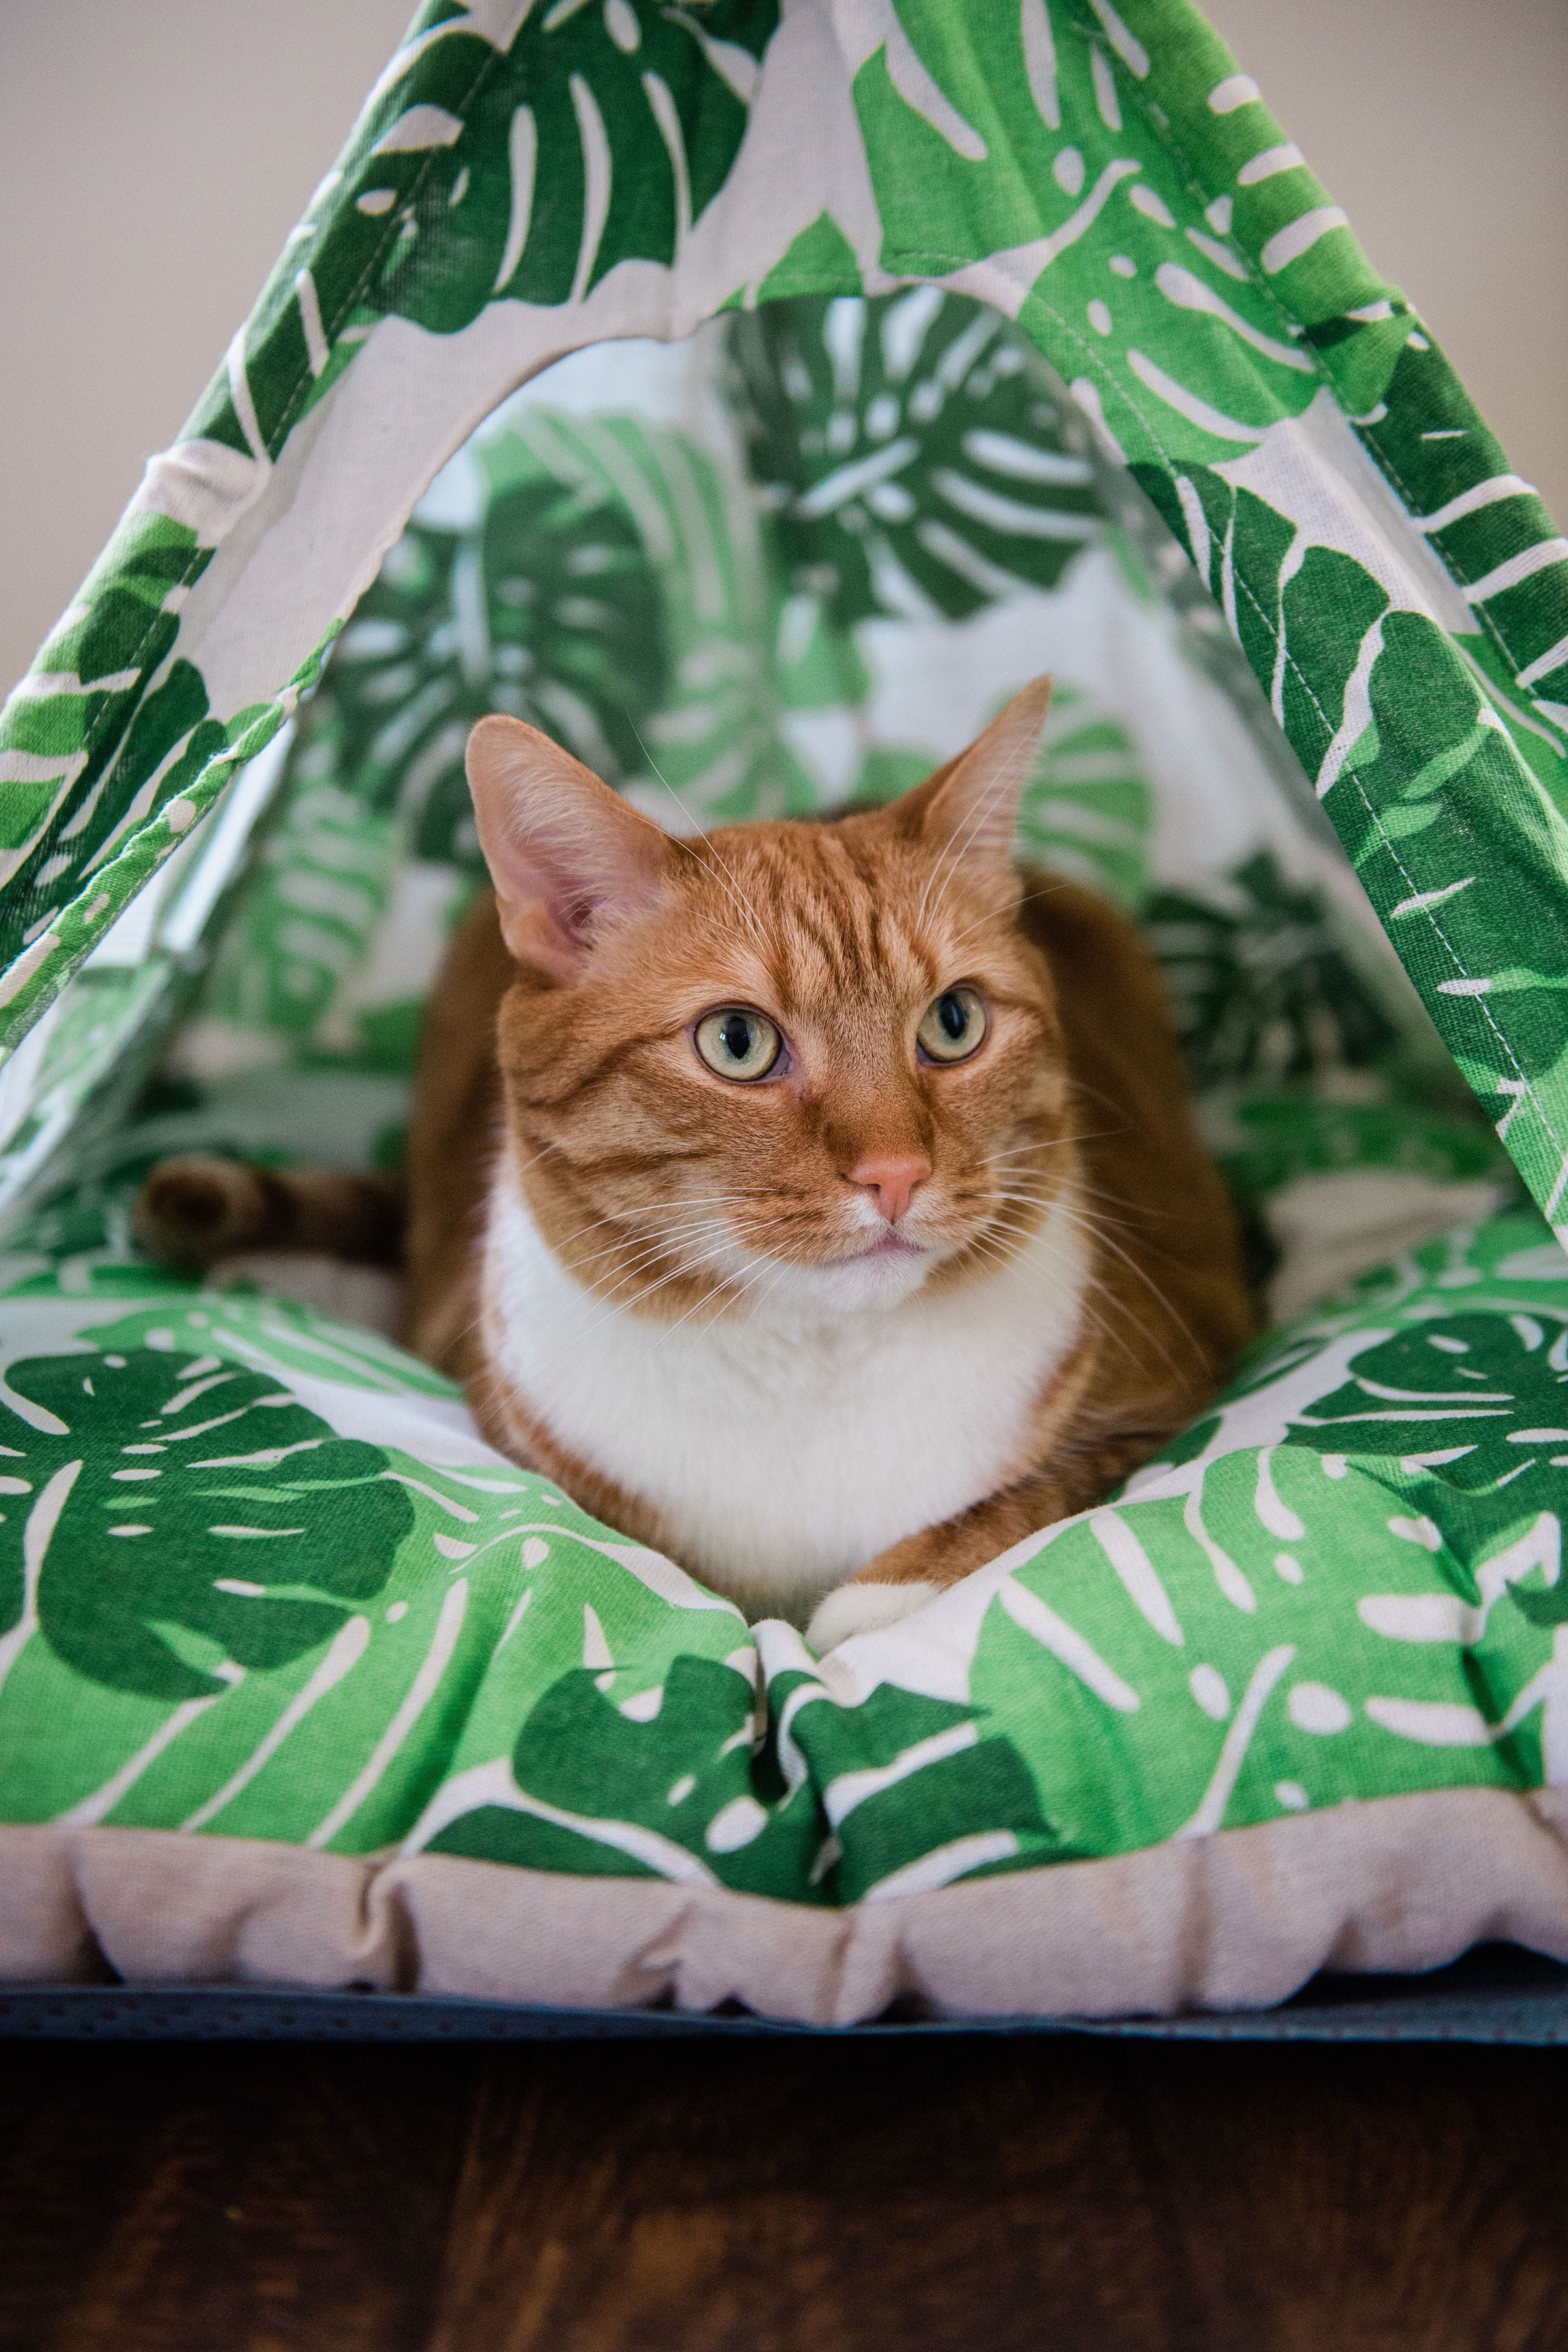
2, 2033, 1565, 2351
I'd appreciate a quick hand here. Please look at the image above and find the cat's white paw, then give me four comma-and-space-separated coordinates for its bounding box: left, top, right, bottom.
806, 1579, 939, 1654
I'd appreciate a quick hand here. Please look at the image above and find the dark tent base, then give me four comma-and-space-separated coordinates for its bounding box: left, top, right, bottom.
4, 1944, 1566, 2046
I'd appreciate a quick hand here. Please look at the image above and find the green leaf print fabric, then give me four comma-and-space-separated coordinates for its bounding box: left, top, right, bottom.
5, 1214, 1568, 1929
3, 0, 1568, 2019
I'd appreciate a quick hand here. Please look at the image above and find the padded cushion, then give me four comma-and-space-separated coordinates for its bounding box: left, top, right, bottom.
3, 1209, 1567, 2020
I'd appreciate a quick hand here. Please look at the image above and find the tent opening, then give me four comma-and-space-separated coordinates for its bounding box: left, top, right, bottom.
1, 293, 1511, 1329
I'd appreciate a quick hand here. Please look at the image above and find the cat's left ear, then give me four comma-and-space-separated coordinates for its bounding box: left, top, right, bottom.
899, 675, 1053, 868
465, 715, 672, 981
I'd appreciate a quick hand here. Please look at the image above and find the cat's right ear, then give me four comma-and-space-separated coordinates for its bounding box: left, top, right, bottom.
896, 676, 1054, 874
465, 716, 672, 981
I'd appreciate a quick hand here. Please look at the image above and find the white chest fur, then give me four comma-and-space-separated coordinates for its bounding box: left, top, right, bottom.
481, 1178, 1088, 1615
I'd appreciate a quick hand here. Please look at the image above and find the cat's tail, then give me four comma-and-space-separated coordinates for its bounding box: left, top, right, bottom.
133, 1155, 404, 1269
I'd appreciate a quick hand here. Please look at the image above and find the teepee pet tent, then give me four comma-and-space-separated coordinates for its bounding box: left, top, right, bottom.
3, 0, 1568, 2028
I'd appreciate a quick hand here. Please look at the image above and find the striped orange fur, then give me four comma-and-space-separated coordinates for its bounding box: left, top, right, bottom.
407, 679, 1255, 1641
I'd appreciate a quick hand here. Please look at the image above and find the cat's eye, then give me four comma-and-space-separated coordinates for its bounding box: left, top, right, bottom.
694, 1007, 782, 1082
917, 987, 987, 1064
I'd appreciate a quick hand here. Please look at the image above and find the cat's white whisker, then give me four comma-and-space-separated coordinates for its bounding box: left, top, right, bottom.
1049, 1204, 1197, 1377
544, 1187, 775, 1252
629, 719, 773, 963
538, 1198, 789, 1284
941, 879, 1074, 957
547, 1209, 809, 1359
978, 1213, 1145, 1373
561, 1227, 728, 1286
617, 1222, 803, 1362
976, 1130, 1121, 1166
536, 1241, 742, 1365
652, 1245, 787, 1362
742, 1254, 800, 1333
1070, 1280, 1145, 1371
918, 727, 1042, 938
1070, 1174, 1169, 1232
559, 1203, 777, 1276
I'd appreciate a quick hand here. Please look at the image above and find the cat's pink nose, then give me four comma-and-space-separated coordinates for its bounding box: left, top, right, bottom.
849, 1154, 931, 1224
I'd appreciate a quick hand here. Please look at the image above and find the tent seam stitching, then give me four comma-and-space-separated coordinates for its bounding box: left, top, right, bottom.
1003, 287, 1563, 1182
0, 33, 511, 1009
1058, 7, 1560, 704
265, 42, 513, 458
988, 18, 1567, 1185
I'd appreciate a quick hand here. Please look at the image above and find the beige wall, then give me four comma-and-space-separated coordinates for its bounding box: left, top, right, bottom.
0, 0, 412, 694
1, 0, 1563, 693
1203, 0, 1567, 523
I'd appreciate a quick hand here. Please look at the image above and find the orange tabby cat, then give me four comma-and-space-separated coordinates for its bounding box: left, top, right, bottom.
138, 679, 1254, 1647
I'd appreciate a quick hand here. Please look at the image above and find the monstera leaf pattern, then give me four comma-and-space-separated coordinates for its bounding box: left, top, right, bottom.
1290, 1312, 1568, 1552
421, 1649, 1067, 1901
1018, 681, 1152, 909
304, 451, 668, 863
423, 1654, 821, 1897
182, 423, 674, 1064
3, 1211, 1568, 1888
0, 0, 777, 1047
728, 291, 1103, 626
474, 408, 789, 826
0, 512, 311, 1075
191, 0, 779, 461
0, 1345, 410, 1703
1125, 424, 1568, 1219
0, 517, 212, 916
1144, 851, 1397, 1088
763, 1664, 1070, 1901
0, 519, 332, 1061
198, 772, 403, 1044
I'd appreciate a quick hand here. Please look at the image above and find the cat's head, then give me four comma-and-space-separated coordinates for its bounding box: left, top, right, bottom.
466, 679, 1075, 1321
